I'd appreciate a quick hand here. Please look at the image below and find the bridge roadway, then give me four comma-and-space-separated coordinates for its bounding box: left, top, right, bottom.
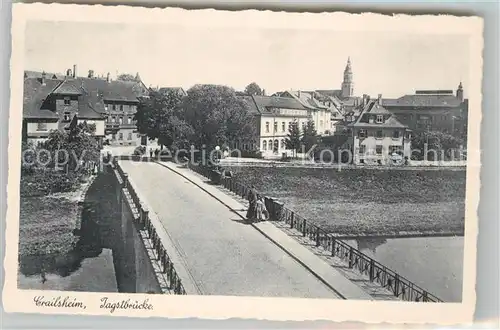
120, 160, 340, 298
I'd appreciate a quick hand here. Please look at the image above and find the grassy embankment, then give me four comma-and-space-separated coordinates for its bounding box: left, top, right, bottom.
18, 173, 93, 278
232, 167, 466, 237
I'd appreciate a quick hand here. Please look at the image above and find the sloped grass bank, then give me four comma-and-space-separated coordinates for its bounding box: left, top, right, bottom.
232, 167, 466, 236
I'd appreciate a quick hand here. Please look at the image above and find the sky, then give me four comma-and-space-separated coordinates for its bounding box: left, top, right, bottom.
24, 21, 470, 98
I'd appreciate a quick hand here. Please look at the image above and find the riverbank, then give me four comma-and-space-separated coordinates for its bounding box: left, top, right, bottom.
231, 166, 466, 237
18, 174, 118, 292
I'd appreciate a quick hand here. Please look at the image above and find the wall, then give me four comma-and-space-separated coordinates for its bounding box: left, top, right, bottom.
26, 121, 59, 137
103, 168, 162, 293
56, 96, 80, 131
353, 128, 405, 165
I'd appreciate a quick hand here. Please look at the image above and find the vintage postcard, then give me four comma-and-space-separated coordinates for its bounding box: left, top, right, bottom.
4, 3, 483, 324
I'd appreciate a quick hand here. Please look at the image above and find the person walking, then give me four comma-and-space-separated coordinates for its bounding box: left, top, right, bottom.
149, 148, 153, 158
246, 185, 258, 222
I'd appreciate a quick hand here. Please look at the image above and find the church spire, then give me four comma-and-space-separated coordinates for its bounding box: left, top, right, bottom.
341, 56, 354, 98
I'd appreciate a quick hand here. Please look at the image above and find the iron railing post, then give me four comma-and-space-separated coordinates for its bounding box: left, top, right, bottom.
348, 247, 354, 268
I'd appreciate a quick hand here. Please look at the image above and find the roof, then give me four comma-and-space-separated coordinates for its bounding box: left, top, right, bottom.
382, 94, 463, 108
23, 78, 62, 119
158, 87, 187, 96
24, 70, 64, 80
348, 100, 407, 129
251, 95, 307, 113
24, 76, 148, 119
238, 95, 260, 114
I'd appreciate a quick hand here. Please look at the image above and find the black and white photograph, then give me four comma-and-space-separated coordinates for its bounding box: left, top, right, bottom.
4, 3, 483, 324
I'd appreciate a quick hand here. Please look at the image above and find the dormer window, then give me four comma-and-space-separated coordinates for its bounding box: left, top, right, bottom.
376, 115, 383, 123
64, 97, 71, 105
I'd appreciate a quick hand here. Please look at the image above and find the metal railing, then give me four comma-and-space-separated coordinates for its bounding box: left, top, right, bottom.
113, 158, 187, 295
188, 162, 443, 303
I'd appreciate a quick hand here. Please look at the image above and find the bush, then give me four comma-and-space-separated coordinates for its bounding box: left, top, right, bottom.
230, 150, 263, 159
133, 145, 146, 156
20, 170, 82, 197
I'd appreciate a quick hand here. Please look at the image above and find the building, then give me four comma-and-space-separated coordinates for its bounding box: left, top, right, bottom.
240, 95, 310, 157
381, 84, 468, 138
23, 66, 149, 147
340, 96, 412, 165
272, 90, 334, 135
158, 87, 188, 97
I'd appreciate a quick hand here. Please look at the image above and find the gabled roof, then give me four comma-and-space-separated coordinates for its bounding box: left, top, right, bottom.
382, 94, 463, 108
348, 100, 407, 128
251, 95, 307, 113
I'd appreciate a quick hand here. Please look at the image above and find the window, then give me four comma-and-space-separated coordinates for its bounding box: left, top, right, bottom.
137, 133, 140, 138
112, 105, 116, 111
36, 122, 47, 131
376, 145, 383, 154
274, 122, 278, 133
358, 129, 366, 138
63, 112, 71, 122
128, 132, 132, 140
64, 97, 70, 105
389, 146, 402, 154
376, 130, 383, 138
118, 133, 123, 140
111, 117, 115, 123
282, 122, 286, 132
359, 145, 366, 154
263, 140, 267, 150
119, 117, 123, 124
265, 122, 270, 133
302, 122, 306, 129
376, 115, 383, 123
392, 130, 400, 139
268, 139, 272, 149
281, 139, 286, 149
127, 117, 132, 125
120, 105, 124, 111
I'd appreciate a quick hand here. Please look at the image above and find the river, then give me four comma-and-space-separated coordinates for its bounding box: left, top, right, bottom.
343, 236, 464, 302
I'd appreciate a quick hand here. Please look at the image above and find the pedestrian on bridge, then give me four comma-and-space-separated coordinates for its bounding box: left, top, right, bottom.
246, 185, 259, 222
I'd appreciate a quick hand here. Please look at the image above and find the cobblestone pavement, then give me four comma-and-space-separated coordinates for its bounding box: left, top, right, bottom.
120, 160, 341, 298
187, 169, 400, 301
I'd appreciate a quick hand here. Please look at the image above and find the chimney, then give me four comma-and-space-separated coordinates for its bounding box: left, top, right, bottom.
378, 94, 382, 105
73, 64, 77, 78
41, 71, 46, 85
106, 72, 110, 82
88, 70, 94, 78
66, 69, 72, 77
362, 94, 368, 107
298, 90, 301, 98
262, 89, 266, 96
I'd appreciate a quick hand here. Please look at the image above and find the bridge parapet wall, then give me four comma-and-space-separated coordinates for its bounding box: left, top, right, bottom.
112, 158, 199, 295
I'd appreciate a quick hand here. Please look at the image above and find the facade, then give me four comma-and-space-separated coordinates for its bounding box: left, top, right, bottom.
272, 90, 333, 135
381, 85, 468, 138
240, 95, 310, 158
341, 97, 412, 165
23, 66, 149, 147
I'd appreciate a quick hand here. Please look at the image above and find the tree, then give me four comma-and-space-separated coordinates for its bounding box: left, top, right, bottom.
182, 84, 257, 151
410, 131, 464, 161
244, 82, 263, 96
301, 119, 319, 157
116, 73, 137, 82
285, 120, 302, 158
135, 89, 194, 149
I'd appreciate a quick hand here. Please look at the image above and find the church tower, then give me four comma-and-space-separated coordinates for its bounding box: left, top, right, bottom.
456, 82, 464, 102
341, 57, 354, 98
